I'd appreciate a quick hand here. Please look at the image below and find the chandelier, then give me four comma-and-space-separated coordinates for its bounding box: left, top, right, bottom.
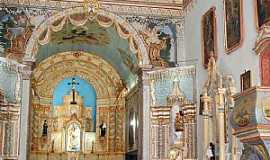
83, 0, 101, 13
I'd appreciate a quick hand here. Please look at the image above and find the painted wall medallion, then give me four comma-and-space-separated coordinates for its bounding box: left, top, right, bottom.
232, 99, 252, 127
224, 0, 242, 52
202, 7, 217, 68
262, 96, 270, 120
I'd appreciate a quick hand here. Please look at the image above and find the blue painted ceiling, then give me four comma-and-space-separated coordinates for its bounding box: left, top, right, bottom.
36, 21, 139, 87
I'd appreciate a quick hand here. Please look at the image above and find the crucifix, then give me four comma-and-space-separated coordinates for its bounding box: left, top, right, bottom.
68, 78, 79, 104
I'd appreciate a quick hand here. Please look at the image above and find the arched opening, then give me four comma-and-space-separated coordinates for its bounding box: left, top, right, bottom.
24, 7, 149, 159
21, 6, 149, 159
29, 51, 130, 159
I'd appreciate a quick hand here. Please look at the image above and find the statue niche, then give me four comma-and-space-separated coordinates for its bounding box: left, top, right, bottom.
50, 89, 95, 153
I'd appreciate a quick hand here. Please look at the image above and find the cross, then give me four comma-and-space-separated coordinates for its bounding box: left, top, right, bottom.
68, 78, 79, 104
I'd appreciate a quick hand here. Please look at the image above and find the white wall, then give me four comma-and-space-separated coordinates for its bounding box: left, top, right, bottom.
183, 0, 259, 159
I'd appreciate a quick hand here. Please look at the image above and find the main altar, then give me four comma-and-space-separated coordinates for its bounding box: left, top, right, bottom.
50, 89, 95, 153
30, 78, 98, 160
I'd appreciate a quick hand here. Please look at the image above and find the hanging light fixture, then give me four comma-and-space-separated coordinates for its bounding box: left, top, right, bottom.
83, 0, 101, 13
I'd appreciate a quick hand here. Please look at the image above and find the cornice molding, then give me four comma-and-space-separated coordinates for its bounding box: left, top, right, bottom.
1, 0, 183, 17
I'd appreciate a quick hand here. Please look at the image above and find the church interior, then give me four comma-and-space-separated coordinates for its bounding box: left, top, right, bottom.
0, 0, 270, 160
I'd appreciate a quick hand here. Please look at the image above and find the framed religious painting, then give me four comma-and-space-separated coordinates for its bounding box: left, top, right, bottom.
240, 70, 251, 92
255, 0, 270, 28
201, 7, 217, 68
224, 0, 243, 53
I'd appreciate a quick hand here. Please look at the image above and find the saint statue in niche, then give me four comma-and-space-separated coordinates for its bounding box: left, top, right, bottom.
84, 118, 92, 132
206, 142, 215, 160
171, 105, 183, 144
42, 120, 48, 137
67, 123, 80, 151
175, 111, 184, 132
99, 121, 106, 137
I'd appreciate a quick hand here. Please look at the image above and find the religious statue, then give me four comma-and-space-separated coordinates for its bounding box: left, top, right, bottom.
175, 112, 184, 132
68, 123, 80, 151
207, 142, 215, 160
68, 78, 79, 105
84, 118, 92, 132
141, 27, 169, 67
42, 120, 48, 137
99, 121, 106, 137
169, 149, 182, 160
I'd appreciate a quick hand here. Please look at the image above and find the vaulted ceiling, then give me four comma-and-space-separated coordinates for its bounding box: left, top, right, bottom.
32, 51, 124, 99
36, 20, 139, 87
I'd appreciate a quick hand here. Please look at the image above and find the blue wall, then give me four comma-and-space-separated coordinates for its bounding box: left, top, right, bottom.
53, 76, 96, 127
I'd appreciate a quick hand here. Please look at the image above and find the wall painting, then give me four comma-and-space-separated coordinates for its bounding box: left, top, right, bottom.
256, 0, 270, 28
224, 0, 242, 52
202, 7, 217, 68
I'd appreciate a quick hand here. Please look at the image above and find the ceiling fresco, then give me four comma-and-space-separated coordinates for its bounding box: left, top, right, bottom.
36, 21, 139, 87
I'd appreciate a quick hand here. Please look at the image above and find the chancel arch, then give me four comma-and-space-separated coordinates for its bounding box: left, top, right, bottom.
23, 8, 148, 157
30, 51, 127, 159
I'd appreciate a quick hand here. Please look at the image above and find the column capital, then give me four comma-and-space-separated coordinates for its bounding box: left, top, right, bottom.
21, 61, 34, 80
137, 66, 153, 85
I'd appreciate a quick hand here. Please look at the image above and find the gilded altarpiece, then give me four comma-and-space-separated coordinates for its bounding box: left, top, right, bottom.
96, 103, 125, 154
146, 66, 197, 160
31, 104, 51, 152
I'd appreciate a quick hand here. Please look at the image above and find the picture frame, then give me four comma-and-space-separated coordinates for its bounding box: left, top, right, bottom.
254, 0, 270, 30
240, 70, 251, 92
201, 7, 217, 68
224, 0, 243, 53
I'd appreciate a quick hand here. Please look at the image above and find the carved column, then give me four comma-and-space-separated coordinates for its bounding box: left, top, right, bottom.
201, 92, 210, 160
19, 61, 33, 160
217, 88, 226, 160
183, 104, 196, 159
231, 132, 237, 160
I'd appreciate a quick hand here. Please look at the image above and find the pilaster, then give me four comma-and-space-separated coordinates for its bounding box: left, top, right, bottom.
137, 66, 152, 160
176, 18, 185, 65
19, 61, 34, 160
217, 88, 226, 160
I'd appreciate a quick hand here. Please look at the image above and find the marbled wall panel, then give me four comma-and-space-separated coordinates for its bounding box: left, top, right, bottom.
0, 61, 18, 103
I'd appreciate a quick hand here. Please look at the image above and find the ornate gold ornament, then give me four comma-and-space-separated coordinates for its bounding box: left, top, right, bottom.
83, 0, 101, 13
